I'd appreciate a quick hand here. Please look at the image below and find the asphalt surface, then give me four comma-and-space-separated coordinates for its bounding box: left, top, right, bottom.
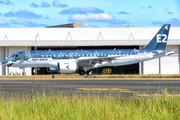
0, 78, 180, 98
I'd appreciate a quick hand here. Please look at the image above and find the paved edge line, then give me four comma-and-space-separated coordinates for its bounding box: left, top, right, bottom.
0, 78, 179, 80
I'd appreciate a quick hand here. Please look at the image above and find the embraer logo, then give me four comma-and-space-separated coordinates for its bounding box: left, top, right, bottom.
165, 25, 168, 30
66, 65, 69, 69
157, 34, 167, 43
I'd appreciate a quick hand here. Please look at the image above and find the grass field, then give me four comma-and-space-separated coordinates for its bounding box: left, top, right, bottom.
2, 74, 180, 79
0, 91, 180, 120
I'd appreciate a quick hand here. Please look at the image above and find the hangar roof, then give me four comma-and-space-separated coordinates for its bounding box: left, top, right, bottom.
0, 27, 179, 46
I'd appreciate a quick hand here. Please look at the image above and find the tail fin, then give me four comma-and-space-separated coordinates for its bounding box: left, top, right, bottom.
144, 24, 171, 51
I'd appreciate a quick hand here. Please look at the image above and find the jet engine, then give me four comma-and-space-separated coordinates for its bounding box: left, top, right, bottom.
57, 62, 77, 73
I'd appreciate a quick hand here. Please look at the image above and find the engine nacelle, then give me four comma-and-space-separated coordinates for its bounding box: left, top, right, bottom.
58, 62, 77, 73
47, 67, 58, 74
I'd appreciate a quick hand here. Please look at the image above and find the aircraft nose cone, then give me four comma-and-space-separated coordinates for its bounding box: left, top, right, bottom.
2, 59, 9, 66
2, 60, 7, 65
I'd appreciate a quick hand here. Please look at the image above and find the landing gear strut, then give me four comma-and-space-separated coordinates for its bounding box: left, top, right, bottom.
22, 68, 26, 76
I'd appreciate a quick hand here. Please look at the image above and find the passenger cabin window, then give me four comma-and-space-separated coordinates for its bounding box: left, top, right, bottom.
82, 55, 84, 57
54, 55, 56, 57
101, 54, 103, 56
58, 55, 60, 57
90, 54, 92, 56
62, 55, 64, 57
50, 55, 52, 57
104, 54, 106, 56
86, 54, 88, 56
66, 55, 68, 57
78, 55, 80, 57
46, 55, 48, 57
38, 55, 40, 57
42, 55, 44, 57
75, 55, 77, 57
34, 55, 36, 57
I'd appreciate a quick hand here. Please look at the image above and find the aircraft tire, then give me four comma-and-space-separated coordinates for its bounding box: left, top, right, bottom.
22, 72, 26, 76
79, 70, 85, 75
87, 70, 93, 76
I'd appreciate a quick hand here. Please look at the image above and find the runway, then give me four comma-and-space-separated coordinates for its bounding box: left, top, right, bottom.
0, 78, 180, 97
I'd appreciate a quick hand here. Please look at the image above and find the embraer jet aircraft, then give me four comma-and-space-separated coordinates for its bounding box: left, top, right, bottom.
2, 24, 174, 76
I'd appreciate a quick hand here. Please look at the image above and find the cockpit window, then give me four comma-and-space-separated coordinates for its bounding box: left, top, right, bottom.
15, 55, 19, 57
10, 54, 15, 57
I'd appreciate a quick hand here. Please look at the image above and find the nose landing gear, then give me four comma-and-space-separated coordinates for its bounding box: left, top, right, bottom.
21, 67, 26, 76
22, 72, 26, 76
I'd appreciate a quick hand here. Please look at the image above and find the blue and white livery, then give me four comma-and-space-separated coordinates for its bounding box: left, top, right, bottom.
2, 24, 174, 75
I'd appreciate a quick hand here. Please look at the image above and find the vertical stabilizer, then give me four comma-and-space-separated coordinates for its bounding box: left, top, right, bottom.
144, 24, 171, 51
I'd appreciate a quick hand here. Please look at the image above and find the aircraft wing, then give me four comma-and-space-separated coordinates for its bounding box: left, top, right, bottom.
77, 56, 120, 67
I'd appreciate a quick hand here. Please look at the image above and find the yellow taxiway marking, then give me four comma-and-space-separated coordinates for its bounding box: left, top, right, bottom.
76, 88, 180, 97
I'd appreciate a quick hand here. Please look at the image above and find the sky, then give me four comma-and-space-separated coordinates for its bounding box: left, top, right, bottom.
0, 0, 180, 27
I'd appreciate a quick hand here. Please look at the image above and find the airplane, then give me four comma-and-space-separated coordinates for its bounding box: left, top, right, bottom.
2, 24, 174, 76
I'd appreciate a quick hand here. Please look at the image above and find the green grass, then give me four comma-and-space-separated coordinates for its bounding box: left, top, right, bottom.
0, 92, 180, 120
2, 74, 180, 79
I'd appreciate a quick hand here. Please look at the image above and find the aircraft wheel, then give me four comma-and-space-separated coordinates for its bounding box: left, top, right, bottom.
22, 72, 26, 76
79, 70, 85, 75
87, 70, 93, 76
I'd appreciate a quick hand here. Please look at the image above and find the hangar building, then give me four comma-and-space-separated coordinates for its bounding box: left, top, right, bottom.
0, 24, 180, 75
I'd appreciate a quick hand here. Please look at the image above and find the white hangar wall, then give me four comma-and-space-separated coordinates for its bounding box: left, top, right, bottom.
142, 46, 179, 75
0, 26, 179, 75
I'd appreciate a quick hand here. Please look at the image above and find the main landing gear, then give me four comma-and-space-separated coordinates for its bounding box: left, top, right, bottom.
79, 70, 93, 76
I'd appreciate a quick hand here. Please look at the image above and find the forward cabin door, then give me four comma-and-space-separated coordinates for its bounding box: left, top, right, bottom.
25, 51, 31, 62
135, 49, 140, 60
